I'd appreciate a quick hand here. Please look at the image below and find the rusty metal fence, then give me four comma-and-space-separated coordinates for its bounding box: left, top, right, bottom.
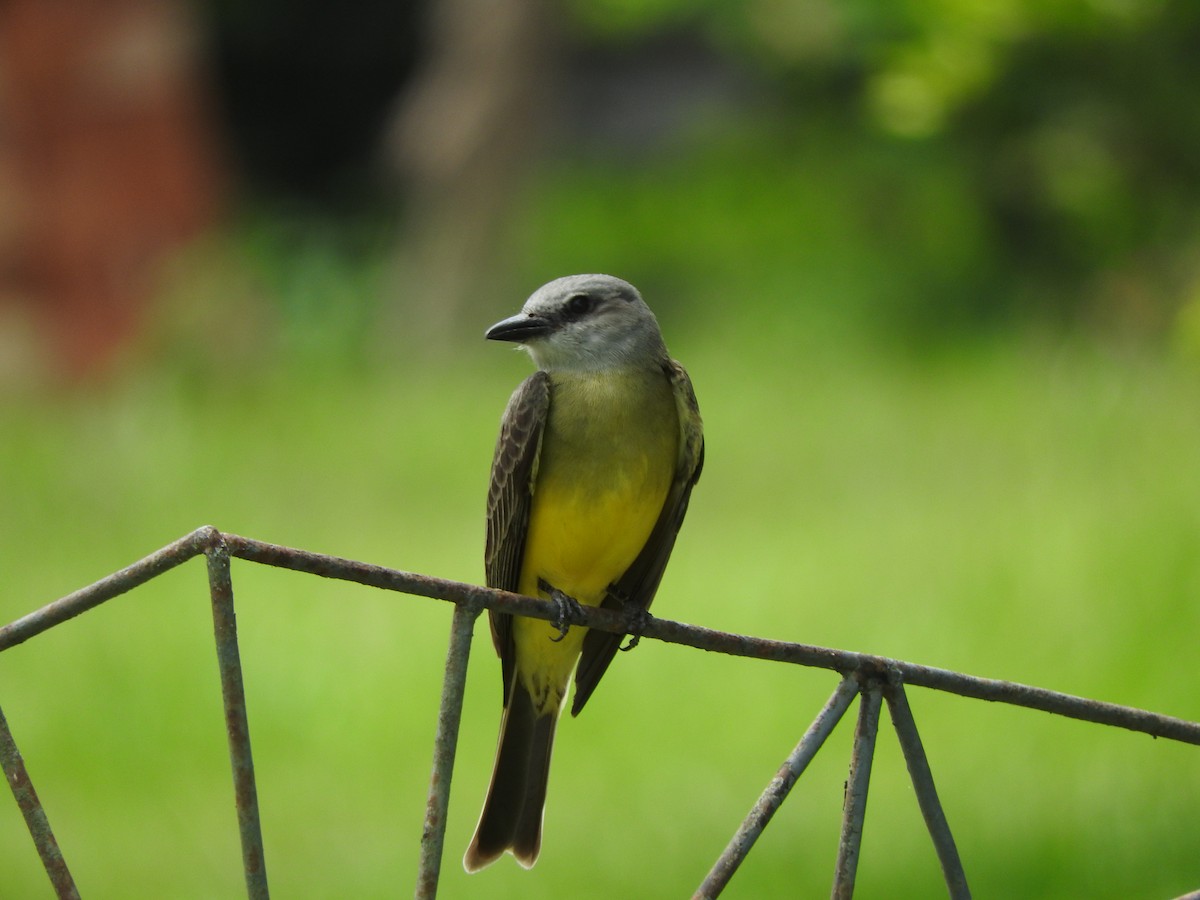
2, 526, 1199, 899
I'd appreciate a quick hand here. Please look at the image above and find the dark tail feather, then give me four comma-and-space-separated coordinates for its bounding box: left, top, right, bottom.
463, 678, 558, 872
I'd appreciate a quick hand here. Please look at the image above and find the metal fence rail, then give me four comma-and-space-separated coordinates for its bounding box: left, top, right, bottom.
2, 527, 1198, 899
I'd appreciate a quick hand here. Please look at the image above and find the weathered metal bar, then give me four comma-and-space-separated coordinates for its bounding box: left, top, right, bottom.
884, 681, 971, 899
206, 541, 269, 900
0, 703, 80, 899
223, 534, 518, 612
694, 676, 860, 899
4, 532, 1197, 745
415, 599, 482, 899
831, 686, 882, 900
0, 527, 217, 652
217, 534, 1200, 746
635, 620, 1200, 747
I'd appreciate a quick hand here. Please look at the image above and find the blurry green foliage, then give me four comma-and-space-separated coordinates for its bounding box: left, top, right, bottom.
547, 0, 1200, 345
165, 0, 1200, 370
512, 121, 1004, 347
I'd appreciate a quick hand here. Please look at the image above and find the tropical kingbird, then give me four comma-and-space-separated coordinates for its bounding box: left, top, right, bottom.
463, 274, 704, 872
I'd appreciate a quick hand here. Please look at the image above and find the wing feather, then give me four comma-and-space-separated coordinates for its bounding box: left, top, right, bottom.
484, 371, 550, 703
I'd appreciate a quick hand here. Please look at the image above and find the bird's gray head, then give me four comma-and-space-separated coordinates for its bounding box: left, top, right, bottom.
486, 274, 667, 372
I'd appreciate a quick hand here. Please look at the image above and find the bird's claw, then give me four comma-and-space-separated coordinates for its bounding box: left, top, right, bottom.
539, 579, 584, 642
619, 606, 652, 652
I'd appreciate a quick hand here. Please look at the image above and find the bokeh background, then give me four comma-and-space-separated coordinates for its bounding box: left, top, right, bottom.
3, 1, 1199, 897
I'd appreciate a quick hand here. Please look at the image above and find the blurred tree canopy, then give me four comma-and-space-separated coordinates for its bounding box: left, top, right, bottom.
192, 0, 1200, 362
542, 0, 1200, 340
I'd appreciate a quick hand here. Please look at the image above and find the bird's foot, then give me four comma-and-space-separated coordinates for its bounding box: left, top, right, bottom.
619, 605, 653, 652
539, 579, 585, 642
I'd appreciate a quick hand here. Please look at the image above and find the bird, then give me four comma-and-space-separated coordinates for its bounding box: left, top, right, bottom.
463, 274, 704, 872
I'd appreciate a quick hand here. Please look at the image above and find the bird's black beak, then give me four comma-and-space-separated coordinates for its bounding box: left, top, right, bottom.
485, 313, 552, 343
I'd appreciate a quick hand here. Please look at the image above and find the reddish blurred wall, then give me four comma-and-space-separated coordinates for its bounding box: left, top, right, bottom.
0, 0, 223, 380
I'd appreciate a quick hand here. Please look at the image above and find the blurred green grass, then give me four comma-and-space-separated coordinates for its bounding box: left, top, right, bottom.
3, 324, 1199, 898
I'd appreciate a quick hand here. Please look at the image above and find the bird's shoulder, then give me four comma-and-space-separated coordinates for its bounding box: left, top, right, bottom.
663, 358, 704, 484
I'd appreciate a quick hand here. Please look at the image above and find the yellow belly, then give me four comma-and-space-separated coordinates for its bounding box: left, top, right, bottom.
513, 368, 677, 712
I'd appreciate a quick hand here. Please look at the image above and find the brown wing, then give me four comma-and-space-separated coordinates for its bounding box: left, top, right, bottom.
571, 358, 704, 716
485, 371, 550, 704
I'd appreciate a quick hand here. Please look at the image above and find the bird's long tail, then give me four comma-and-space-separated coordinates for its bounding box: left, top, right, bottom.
463, 677, 558, 872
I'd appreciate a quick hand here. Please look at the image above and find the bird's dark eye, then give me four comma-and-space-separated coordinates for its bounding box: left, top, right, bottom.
564, 293, 593, 318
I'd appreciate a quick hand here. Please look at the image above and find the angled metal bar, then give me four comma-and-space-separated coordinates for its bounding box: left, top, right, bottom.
219, 534, 1200, 746
832, 686, 882, 900
415, 598, 482, 900
206, 541, 269, 900
884, 680, 971, 899
883, 681, 974, 897
6, 532, 1195, 746
0, 530, 1197, 896
0, 527, 217, 652
694, 676, 860, 899
1, 703, 80, 900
